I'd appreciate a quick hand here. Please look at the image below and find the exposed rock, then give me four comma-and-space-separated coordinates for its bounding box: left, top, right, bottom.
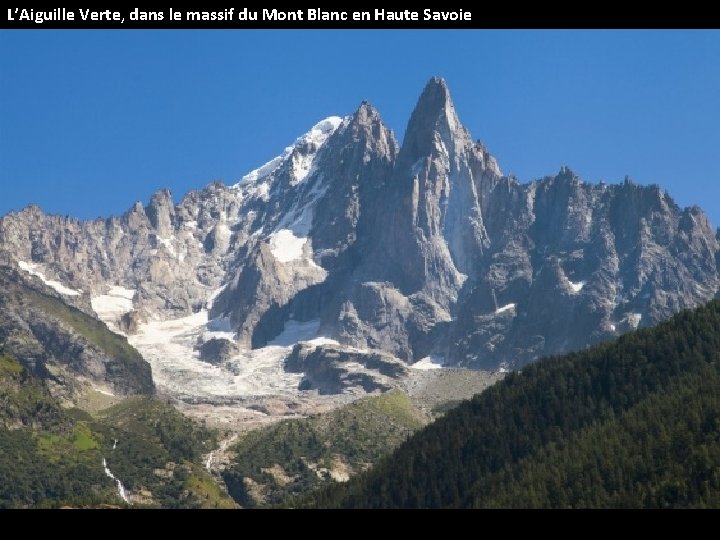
286, 344, 409, 395
197, 338, 239, 365
119, 311, 143, 335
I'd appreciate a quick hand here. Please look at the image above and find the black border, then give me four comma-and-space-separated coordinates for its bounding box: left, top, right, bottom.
2, 7, 719, 29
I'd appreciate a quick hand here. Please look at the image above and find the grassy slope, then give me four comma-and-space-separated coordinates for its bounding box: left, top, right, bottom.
94, 397, 236, 508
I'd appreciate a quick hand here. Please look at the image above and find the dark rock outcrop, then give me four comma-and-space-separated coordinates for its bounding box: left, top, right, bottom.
197, 338, 239, 365
286, 344, 408, 395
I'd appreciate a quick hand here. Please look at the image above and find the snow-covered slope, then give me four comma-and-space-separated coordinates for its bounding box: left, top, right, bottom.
237, 116, 345, 187
127, 310, 309, 399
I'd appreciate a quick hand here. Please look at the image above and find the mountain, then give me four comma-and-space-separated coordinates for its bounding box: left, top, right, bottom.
0, 77, 718, 404
304, 299, 720, 509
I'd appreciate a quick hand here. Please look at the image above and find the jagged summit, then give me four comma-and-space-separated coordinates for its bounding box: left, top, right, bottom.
400, 77, 465, 165
413, 76, 452, 117
416, 76, 452, 111
351, 101, 388, 133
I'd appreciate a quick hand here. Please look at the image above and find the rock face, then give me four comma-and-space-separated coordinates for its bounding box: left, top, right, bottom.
0, 182, 243, 323
1, 77, 718, 393
450, 173, 720, 368
197, 339, 239, 365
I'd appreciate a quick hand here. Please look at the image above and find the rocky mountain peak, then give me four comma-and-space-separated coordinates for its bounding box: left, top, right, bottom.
399, 77, 466, 166
346, 100, 396, 144
414, 76, 453, 120
354, 101, 381, 124
557, 166, 578, 181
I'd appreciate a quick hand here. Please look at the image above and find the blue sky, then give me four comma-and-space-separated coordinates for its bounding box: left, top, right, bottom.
1, 30, 719, 228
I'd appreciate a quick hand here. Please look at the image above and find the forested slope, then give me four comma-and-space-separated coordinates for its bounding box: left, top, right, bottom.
305, 300, 720, 508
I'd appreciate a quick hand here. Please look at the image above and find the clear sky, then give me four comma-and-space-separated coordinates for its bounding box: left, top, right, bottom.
1, 30, 719, 228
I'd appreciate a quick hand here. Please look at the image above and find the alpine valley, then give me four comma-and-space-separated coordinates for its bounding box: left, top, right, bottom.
1, 78, 719, 508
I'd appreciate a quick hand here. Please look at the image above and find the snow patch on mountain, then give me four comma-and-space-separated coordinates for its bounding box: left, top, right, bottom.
91, 287, 135, 330
277, 172, 330, 237
207, 285, 227, 310
270, 229, 308, 263
17, 261, 82, 296
203, 314, 235, 342
156, 236, 176, 257
627, 313, 643, 329
568, 280, 585, 294
268, 319, 338, 347
496, 303, 516, 314
290, 117, 345, 185
411, 355, 445, 370
240, 156, 286, 187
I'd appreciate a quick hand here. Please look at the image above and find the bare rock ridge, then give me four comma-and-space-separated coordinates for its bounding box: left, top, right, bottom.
1, 77, 718, 398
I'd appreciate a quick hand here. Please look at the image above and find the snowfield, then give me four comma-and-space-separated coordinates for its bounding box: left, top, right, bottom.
125, 313, 343, 400
236, 116, 345, 187
290, 117, 344, 185
270, 229, 308, 263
